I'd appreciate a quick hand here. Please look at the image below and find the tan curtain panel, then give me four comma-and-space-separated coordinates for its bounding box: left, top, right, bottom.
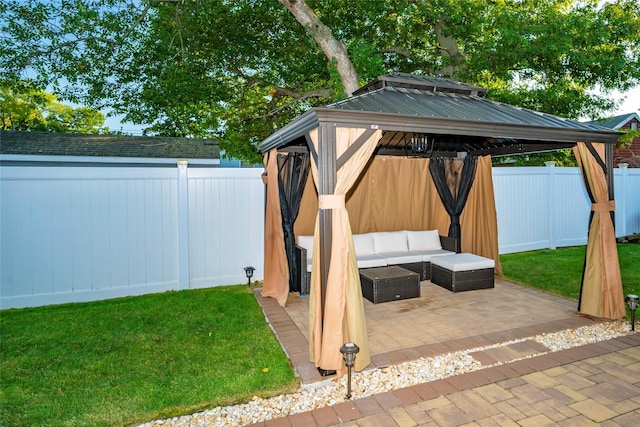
347, 156, 448, 233
294, 170, 318, 237
308, 127, 381, 374
296, 156, 445, 235
260, 150, 289, 306
460, 155, 502, 276
573, 142, 625, 319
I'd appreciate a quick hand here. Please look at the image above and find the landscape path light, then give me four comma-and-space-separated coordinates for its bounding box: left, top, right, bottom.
340, 342, 359, 399
626, 294, 638, 332
244, 266, 255, 286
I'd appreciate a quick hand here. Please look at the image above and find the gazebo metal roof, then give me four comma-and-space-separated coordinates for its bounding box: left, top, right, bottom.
259, 73, 620, 157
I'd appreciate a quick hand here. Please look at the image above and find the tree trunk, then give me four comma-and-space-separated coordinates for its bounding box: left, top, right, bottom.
433, 20, 465, 78
411, 0, 465, 78
278, 0, 359, 96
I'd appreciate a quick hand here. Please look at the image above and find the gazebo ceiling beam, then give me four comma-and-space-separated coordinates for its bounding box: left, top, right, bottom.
278, 146, 309, 153
375, 138, 578, 158
375, 131, 543, 156
482, 142, 577, 157
375, 147, 459, 157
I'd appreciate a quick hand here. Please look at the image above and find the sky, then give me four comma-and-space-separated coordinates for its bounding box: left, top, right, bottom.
104, 111, 145, 135
608, 86, 640, 116
104, 85, 640, 135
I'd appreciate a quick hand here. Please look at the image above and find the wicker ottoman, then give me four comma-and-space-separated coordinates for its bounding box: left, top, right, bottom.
430, 253, 495, 292
359, 266, 420, 304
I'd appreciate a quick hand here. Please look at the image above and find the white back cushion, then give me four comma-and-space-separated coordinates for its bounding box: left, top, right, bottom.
353, 233, 376, 256
297, 235, 314, 253
406, 230, 442, 251
371, 231, 408, 254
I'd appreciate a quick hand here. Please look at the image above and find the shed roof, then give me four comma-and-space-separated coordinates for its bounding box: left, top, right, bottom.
259, 73, 620, 156
0, 131, 220, 160
585, 112, 640, 130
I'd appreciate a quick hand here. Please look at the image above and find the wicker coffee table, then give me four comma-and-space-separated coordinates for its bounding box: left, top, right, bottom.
359, 265, 420, 304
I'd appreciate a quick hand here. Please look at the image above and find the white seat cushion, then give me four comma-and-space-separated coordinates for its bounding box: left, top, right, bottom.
430, 253, 495, 271
410, 249, 454, 262
356, 255, 388, 269
371, 231, 408, 254
406, 230, 442, 251
385, 252, 423, 265
298, 235, 315, 267
353, 233, 376, 256
297, 235, 314, 252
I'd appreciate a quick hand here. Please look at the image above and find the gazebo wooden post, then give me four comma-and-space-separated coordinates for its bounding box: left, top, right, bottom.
317, 122, 337, 328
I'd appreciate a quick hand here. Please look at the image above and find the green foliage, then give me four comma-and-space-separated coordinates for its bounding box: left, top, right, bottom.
0, 84, 107, 133
493, 149, 578, 167
617, 128, 640, 148
2, 0, 639, 161
0, 286, 298, 427
464, 0, 640, 119
348, 40, 386, 86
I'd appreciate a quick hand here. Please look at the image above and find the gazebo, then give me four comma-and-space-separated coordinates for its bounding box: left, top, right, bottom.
258, 73, 624, 375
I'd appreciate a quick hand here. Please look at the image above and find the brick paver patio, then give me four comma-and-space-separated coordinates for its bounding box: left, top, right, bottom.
252, 279, 640, 426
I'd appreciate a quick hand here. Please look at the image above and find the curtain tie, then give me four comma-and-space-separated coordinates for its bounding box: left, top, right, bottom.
319, 194, 345, 209
591, 201, 615, 212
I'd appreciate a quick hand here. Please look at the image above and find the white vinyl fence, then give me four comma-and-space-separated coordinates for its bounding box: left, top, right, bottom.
494, 165, 640, 254
1, 162, 638, 309
1, 161, 265, 309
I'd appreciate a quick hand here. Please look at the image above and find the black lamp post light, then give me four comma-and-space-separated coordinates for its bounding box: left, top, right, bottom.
340, 342, 359, 399
626, 294, 638, 332
244, 266, 255, 286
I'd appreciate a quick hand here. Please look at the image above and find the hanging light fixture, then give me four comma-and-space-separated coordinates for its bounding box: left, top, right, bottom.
626, 294, 638, 331
408, 133, 433, 156
410, 133, 428, 153
340, 342, 360, 399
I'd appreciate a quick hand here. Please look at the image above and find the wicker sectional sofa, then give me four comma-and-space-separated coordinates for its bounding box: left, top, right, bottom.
294, 230, 459, 295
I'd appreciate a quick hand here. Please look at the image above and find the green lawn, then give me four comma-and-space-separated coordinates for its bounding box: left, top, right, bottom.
500, 243, 640, 301
0, 285, 298, 427
2, 243, 638, 427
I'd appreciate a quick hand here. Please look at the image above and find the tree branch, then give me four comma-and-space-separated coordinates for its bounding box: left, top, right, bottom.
270, 85, 333, 99
39, 3, 152, 58
229, 66, 333, 101
119, 3, 152, 42
253, 87, 332, 120
277, 0, 359, 95
42, 36, 117, 55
